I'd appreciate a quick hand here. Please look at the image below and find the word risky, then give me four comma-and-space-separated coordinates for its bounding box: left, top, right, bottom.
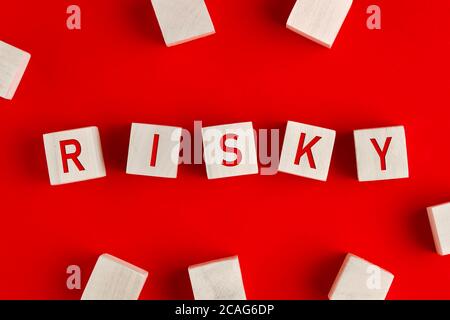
42, 121, 409, 185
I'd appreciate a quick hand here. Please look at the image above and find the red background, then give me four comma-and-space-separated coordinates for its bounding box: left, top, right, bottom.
0, 0, 449, 300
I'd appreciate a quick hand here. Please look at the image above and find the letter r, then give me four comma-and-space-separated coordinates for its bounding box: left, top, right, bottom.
60, 139, 85, 173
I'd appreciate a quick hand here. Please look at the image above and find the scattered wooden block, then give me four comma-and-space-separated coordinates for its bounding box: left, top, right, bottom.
354, 126, 409, 182
151, 0, 215, 47
428, 202, 450, 256
286, 0, 353, 48
81, 254, 148, 300
126, 123, 182, 178
43, 126, 106, 185
278, 121, 336, 181
329, 253, 394, 300
202, 122, 258, 179
0, 40, 31, 100
188, 256, 246, 300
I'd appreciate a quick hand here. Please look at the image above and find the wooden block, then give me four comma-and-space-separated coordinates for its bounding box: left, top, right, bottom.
0, 40, 31, 100
286, 0, 353, 48
151, 0, 215, 47
329, 253, 394, 300
43, 126, 106, 185
202, 122, 258, 179
81, 254, 148, 300
278, 121, 336, 181
188, 256, 246, 300
428, 202, 450, 255
126, 123, 182, 178
354, 126, 409, 182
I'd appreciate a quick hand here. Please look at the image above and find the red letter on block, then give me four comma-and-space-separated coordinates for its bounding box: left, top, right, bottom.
294, 133, 322, 169
221, 134, 242, 167
60, 139, 85, 173
150, 134, 160, 167
370, 137, 392, 171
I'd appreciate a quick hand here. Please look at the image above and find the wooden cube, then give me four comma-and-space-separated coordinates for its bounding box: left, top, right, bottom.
188, 256, 246, 300
202, 122, 258, 179
0, 40, 31, 100
151, 0, 215, 47
286, 0, 353, 48
126, 123, 182, 178
354, 126, 409, 182
329, 253, 394, 300
428, 202, 450, 255
279, 121, 336, 181
43, 126, 106, 185
81, 254, 148, 300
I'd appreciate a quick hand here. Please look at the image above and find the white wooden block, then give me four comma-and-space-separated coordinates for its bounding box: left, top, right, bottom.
0, 40, 31, 100
278, 121, 336, 181
126, 123, 182, 178
354, 126, 409, 182
329, 253, 394, 300
202, 122, 258, 179
151, 0, 215, 47
286, 0, 353, 48
188, 256, 246, 300
43, 126, 106, 185
427, 202, 450, 256
81, 254, 148, 300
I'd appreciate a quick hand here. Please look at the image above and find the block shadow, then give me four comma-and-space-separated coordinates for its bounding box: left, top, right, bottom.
101, 124, 131, 174
409, 207, 436, 253
332, 131, 358, 180
263, 0, 297, 27
163, 268, 193, 300
307, 253, 344, 298
20, 133, 49, 183
123, 0, 163, 44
